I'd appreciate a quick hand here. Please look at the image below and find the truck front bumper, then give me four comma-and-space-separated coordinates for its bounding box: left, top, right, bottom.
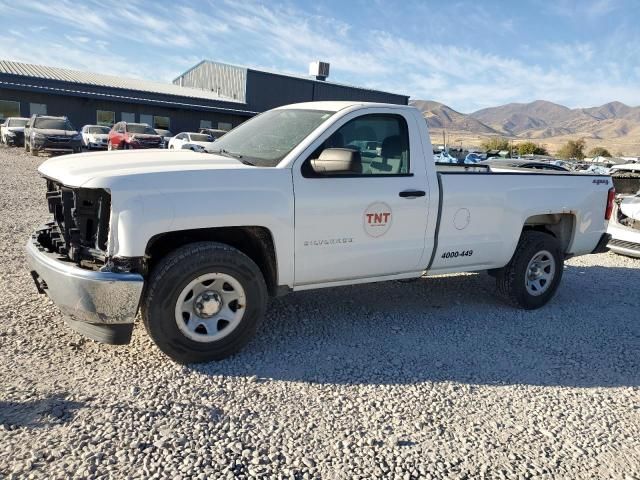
25, 236, 144, 344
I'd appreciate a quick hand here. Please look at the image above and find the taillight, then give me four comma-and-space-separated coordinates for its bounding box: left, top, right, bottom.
605, 187, 615, 220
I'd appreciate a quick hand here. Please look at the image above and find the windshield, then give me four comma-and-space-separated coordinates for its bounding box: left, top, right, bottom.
88, 126, 110, 134
211, 109, 335, 167
127, 124, 156, 134
190, 133, 213, 142
34, 118, 75, 130
8, 119, 28, 127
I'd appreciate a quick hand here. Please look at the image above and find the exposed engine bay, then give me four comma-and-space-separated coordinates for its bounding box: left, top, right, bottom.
35, 179, 111, 268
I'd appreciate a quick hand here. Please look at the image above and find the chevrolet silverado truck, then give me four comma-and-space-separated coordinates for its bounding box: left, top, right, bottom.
26, 102, 614, 363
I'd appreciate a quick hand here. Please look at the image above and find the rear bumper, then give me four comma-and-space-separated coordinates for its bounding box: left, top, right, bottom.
25, 235, 144, 327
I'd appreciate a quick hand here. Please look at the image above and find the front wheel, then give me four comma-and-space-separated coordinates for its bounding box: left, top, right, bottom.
142, 242, 268, 363
495, 231, 563, 309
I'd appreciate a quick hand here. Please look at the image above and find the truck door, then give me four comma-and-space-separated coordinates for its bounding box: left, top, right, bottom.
292, 110, 430, 286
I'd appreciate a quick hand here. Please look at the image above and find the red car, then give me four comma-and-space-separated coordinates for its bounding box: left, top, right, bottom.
108, 122, 162, 150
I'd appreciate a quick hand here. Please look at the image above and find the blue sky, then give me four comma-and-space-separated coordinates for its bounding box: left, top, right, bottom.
1, 0, 639, 112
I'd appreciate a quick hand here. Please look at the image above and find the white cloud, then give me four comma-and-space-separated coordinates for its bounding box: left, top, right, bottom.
1, 0, 639, 112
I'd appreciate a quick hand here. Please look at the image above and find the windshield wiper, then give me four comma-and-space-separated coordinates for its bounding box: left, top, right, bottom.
215, 148, 242, 159
214, 148, 254, 166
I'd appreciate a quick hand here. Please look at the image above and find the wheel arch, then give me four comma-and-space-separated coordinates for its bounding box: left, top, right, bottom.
145, 226, 281, 296
522, 213, 575, 255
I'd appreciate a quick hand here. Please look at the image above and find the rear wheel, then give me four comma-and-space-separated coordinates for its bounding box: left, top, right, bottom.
142, 242, 268, 363
495, 231, 563, 309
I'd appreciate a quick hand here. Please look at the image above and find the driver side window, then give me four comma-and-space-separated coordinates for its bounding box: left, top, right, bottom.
304, 114, 410, 177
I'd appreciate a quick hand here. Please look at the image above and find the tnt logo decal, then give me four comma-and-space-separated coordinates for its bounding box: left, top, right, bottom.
364, 202, 393, 237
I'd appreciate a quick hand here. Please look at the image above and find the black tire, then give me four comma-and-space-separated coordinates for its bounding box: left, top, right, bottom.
142, 242, 268, 363
495, 231, 563, 310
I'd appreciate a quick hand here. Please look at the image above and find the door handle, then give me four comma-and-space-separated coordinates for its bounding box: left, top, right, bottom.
399, 190, 426, 198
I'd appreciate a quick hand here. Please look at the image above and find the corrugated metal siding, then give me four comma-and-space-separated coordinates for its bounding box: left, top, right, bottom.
174, 60, 409, 111
0, 60, 241, 103
174, 62, 247, 103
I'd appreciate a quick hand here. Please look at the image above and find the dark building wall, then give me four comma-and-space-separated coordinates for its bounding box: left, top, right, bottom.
245, 70, 408, 111
0, 87, 248, 133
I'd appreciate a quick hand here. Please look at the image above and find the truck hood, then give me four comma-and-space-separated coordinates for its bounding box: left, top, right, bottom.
38, 149, 252, 187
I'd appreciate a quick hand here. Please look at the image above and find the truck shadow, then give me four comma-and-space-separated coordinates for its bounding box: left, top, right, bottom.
191, 262, 640, 388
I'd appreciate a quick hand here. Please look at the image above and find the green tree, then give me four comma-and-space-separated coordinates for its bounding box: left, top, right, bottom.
481, 137, 510, 151
557, 138, 586, 160
588, 146, 612, 158
517, 142, 549, 156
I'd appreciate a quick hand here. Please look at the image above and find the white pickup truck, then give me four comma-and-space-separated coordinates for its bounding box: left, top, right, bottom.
26, 102, 614, 363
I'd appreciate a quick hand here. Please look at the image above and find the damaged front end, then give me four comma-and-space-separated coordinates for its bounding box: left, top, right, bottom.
35, 179, 143, 273
37, 179, 111, 266
608, 193, 640, 258
25, 179, 145, 344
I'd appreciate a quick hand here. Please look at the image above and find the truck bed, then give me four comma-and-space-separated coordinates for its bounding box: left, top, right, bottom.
428, 169, 610, 274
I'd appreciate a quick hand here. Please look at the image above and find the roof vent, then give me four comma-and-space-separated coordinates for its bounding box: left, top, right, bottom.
309, 61, 330, 81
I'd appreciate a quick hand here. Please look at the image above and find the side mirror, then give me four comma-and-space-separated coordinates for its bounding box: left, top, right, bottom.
311, 148, 362, 175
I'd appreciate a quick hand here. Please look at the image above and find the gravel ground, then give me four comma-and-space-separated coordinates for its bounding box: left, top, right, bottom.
0, 144, 639, 479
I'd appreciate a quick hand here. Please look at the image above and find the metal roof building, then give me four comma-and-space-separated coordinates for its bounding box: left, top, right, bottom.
173, 60, 409, 112
0, 59, 408, 134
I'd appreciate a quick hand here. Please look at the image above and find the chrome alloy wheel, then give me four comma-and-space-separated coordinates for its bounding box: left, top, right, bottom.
174, 273, 246, 342
525, 250, 556, 296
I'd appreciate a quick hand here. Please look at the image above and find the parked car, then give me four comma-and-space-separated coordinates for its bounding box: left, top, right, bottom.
0, 117, 29, 146
433, 151, 458, 163
479, 158, 570, 172
155, 129, 173, 149
81, 125, 111, 150
168, 132, 217, 152
107, 122, 162, 150
26, 101, 613, 363
198, 128, 227, 140
24, 115, 82, 156
607, 163, 640, 257
464, 152, 484, 164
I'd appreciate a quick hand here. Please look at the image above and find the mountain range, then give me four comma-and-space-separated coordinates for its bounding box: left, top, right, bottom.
410, 99, 640, 154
